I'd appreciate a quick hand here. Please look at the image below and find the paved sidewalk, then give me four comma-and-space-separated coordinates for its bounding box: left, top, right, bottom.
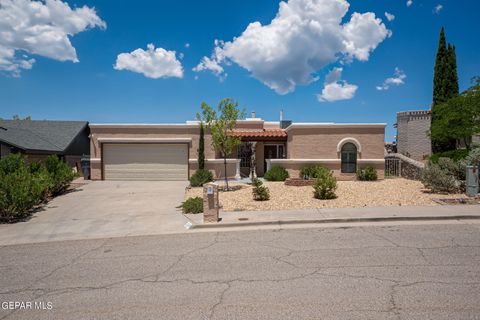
186, 204, 480, 229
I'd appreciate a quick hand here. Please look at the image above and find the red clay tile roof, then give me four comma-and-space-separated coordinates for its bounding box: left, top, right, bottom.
227, 129, 287, 138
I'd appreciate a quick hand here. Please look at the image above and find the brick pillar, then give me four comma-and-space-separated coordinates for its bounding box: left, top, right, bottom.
203, 183, 219, 223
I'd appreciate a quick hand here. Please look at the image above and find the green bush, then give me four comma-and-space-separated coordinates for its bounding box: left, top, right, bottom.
251, 178, 270, 201
264, 166, 289, 181
421, 157, 465, 193
0, 164, 47, 222
0, 153, 25, 175
357, 166, 378, 181
178, 197, 203, 214
44, 155, 74, 196
299, 164, 330, 179
312, 169, 337, 200
429, 149, 469, 163
190, 169, 213, 187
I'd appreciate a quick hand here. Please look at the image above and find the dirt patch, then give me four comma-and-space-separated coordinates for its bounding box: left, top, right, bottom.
185, 178, 469, 212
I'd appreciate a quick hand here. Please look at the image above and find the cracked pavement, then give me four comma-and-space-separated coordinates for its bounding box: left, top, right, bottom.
1, 222, 480, 319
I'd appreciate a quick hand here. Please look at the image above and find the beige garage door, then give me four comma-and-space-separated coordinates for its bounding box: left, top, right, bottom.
103, 143, 188, 181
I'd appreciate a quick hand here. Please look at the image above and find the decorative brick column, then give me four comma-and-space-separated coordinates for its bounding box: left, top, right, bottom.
203, 183, 219, 223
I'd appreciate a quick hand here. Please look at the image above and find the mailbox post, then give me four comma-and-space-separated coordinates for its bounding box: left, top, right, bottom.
466, 166, 479, 197
203, 183, 219, 223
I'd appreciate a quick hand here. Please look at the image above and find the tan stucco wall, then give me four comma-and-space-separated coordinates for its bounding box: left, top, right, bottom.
189, 161, 238, 179
286, 126, 385, 159
272, 161, 385, 180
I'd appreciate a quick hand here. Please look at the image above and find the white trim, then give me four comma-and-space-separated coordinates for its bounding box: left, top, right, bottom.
268, 159, 341, 163
337, 137, 362, 153
98, 137, 192, 143
90, 123, 198, 128
188, 158, 240, 164
357, 159, 385, 164
285, 123, 387, 131
90, 158, 101, 163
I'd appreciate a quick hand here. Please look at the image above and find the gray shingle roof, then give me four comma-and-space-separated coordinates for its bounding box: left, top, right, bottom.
0, 120, 88, 153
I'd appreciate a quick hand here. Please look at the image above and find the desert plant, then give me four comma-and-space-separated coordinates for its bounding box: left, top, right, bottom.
190, 169, 213, 187
251, 178, 270, 201
264, 165, 289, 181
43, 155, 74, 196
299, 164, 329, 179
178, 197, 203, 214
0, 165, 46, 222
312, 169, 337, 200
357, 166, 378, 181
421, 162, 460, 193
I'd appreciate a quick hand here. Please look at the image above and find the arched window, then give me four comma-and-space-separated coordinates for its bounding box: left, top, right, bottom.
341, 143, 357, 173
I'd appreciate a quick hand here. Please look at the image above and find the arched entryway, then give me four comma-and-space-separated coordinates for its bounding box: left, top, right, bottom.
341, 142, 357, 173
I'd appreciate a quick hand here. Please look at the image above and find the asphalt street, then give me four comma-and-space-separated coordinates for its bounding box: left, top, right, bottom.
1, 221, 480, 319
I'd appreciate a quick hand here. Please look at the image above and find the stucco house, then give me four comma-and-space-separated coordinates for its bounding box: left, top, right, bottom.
0, 120, 90, 168
89, 114, 386, 181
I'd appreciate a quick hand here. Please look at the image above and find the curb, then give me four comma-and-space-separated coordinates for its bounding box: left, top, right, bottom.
188, 215, 480, 230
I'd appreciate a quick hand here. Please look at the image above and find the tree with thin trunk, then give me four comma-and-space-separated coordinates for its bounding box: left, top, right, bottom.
197, 99, 244, 191
198, 122, 205, 170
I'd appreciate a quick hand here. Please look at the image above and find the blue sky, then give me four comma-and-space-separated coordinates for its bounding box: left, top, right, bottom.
0, 0, 478, 141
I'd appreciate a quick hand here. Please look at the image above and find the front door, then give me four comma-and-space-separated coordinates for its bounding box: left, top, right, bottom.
264, 144, 285, 173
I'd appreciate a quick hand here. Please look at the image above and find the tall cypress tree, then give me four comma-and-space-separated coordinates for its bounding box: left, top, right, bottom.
433, 27, 448, 107
432, 27, 459, 152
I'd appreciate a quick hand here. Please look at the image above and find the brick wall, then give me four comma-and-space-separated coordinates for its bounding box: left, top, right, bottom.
396, 110, 431, 161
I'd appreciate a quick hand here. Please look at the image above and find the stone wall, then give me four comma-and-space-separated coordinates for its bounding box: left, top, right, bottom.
396, 110, 432, 161
385, 153, 424, 180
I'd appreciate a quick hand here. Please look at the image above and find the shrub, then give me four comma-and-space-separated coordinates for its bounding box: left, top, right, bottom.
264, 166, 289, 181
421, 157, 466, 193
312, 169, 337, 200
251, 178, 270, 201
190, 169, 213, 187
464, 147, 480, 166
299, 164, 330, 179
0, 153, 25, 175
0, 165, 47, 222
178, 197, 203, 214
357, 166, 378, 181
43, 155, 74, 196
429, 149, 469, 163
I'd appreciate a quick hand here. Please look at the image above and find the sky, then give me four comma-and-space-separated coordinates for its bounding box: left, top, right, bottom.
0, 0, 479, 141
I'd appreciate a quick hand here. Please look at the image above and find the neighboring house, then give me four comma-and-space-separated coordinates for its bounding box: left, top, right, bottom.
395, 110, 432, 161
89, 115, 386, 181
0, 120, 90, 168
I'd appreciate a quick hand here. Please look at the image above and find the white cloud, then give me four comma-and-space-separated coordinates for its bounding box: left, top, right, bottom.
406, 0, 413, 7
194, 0, 390, 94
114, 44, 183, 79
317, 67, 358, 102
0, 0, 106, 77
385, 12, 395, 21
184, 43, 190, 48
376, 67, 406, 91
434, 4, 443, 14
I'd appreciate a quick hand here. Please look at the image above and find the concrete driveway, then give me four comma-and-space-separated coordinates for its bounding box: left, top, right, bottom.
0, 180, 190, 245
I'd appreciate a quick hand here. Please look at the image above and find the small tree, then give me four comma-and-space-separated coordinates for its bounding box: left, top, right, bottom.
431, 78, 480, 151
197, 98, 244, 190
198, 122, 205, 170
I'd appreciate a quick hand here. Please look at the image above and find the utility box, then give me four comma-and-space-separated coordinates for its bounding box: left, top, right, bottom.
466, 166, 479, 197
203, 183, 219, 223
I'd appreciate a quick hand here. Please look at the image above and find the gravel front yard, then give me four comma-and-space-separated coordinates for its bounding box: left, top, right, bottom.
185, 178, 467, 212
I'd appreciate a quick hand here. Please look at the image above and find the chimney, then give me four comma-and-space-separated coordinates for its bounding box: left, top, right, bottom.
251, 111, 256, 118
280, 109, 283, 122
